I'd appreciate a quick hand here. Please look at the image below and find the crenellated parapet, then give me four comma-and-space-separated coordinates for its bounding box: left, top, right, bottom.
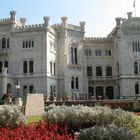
0, 18, 11, 25
15, 24, 44, 32
84, 37, 113, 43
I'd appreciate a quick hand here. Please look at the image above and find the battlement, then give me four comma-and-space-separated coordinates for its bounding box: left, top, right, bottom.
15, 24, 45, 32
67, 24, 81, 31
84, 37, 113, 43
0, 18, 11, 24
51, 24, 61, 29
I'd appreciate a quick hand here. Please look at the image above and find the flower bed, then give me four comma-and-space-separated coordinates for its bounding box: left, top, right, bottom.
0, 121, 73, 140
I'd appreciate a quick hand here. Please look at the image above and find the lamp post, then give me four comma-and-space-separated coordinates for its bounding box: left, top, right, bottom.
15, 80, 20, 98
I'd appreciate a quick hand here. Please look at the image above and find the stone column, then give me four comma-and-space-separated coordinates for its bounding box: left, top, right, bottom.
2, 67, 7, 95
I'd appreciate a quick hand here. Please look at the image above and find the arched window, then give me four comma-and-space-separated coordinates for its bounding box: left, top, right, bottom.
134, 62, 138, 74
2, 38, 6, 49
106, 86, 114, 99
71, 47, 74, 64
96, 66, 102, 76
75, 77, 79, 89
96, 86, 103, 97
135, 84, 139, 94
7, 38, 9, 48
23, 61, 27, 74
71, 77, 74, 89
74, 48, 77, 64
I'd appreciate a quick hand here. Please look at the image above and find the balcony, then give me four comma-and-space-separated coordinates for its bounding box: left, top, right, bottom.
0, 49, 10, 57
88, 76, 116, 81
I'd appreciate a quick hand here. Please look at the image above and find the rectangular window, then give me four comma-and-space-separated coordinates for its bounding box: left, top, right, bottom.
88, 86, 94, 97
85, 49, 91, 56
132, 42, 140, 52
54, 63, 55, 75
23, 61, 27, 74
96, 66, 102, 76
32, 41, 34, 47
50, 61, 52, 74
4, 61, 8, 73
106, 66, 112, 76
105, 50, 111, 56
87, 66, 92, 76
95, 50, 101, 56
134, 62, 138, 74
23, 85, 28, 98
23, 41, 25, 48
76, 77, 79, 89
29, 60, 33, 74
71, 77, 74, 89
0, 61, 2, 73
26, 41, 28, 48
29, 85, 34, 93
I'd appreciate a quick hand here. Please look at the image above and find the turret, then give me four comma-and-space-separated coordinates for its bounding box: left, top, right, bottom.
43, 16, 50, 28
61, 16, 67, 27
79, 21, 86, 31
127, 12, 132, 19
10, 10, 16, 21
115, 17, 121, 27
20, 18, 26, 26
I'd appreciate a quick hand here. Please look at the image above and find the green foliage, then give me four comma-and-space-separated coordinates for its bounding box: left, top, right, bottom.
0, 105, 26, 128
26, 116, 42, 124
77, 124, 137, 140
43, 105, 137, 132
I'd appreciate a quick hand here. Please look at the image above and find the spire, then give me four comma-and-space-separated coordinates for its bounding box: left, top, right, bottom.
133, 0, 136, 17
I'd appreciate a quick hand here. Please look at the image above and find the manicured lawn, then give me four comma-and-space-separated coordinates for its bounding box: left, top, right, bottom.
26, 115, 42, 123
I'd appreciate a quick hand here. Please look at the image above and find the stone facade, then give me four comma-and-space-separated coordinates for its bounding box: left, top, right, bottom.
0, 11, 139, 100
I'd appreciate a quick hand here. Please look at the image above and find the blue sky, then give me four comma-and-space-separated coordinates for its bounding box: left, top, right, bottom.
0, 0, 139, 37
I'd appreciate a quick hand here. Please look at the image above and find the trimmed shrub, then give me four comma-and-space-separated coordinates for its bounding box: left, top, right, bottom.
77, 124, 137, 140
43, 105, 137, 132
0, 105, 26, 128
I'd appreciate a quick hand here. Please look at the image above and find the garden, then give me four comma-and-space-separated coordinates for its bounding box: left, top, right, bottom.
0, 104, 140, 140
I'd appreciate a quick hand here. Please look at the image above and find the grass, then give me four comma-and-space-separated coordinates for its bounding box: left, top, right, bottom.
26, 115, 42, 124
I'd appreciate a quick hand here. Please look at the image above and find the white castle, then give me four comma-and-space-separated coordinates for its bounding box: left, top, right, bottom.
0, 11, 139, 100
